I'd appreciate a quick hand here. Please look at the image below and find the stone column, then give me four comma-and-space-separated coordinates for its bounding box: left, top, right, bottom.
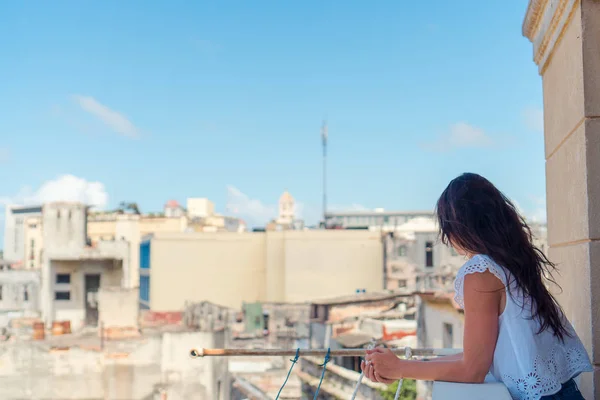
523, 0, 600, 397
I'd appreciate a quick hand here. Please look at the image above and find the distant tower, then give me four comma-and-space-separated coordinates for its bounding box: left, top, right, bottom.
277, 191, 295, 225
321, 120, 328, 225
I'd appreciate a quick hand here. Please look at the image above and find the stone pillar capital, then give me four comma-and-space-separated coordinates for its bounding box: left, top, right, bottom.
522, 0, 579, 73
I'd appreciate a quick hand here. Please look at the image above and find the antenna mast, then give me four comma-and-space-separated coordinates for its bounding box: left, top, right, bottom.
321, 120, 328, 226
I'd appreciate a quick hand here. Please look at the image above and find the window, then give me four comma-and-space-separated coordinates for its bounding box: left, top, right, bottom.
23, 286, 29, 302
443, 323, 454, 348
55, 291, 71, 301
425, 241, 434, 267
398, 279, 407, 288
0, 285, 3, 301
140, 275, 150, 303
397, 245, 407, 257
56, 274, 71, 284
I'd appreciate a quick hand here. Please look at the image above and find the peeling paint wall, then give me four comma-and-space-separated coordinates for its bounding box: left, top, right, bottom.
0, 330, 225, 400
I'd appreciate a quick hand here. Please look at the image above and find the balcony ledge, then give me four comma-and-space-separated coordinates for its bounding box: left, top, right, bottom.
432, 381, 512, 400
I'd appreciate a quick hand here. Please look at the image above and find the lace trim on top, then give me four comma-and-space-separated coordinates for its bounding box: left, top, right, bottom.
503, 345, 592, 400
453, 254, 505, 309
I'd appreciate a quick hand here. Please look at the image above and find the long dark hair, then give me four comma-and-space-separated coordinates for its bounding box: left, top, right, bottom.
435, 172, 570, 340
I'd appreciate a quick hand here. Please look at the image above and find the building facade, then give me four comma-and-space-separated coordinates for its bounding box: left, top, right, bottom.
384, 217, 465, 291
277, 191, 295, 225
2, 205, 43, 265
40, 202, 131, 330
0, 268, 41, 328
325, 209, 433, 230
187, 198, 215, 219
139, 230, 384, 311
416, 292, 464, 400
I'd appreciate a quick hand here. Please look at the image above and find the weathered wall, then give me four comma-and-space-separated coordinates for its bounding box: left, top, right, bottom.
0, 270, 40, 313
148, 230, 383, 311
417, 301, 463, 350
98, 287, 139, 329
0, 330, 224, 400
51, 260, 123, 331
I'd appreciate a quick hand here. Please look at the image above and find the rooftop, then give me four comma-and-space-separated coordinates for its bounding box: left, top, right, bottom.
325, 209, 433, 217
310, 291, 413, 306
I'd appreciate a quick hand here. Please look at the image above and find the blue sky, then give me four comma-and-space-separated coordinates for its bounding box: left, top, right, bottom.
0, 1, 544, 243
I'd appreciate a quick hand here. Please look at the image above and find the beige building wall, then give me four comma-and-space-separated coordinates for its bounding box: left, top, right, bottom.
281, 230, 383, 302
187, 198, 215, 218
149, 232, 266, 310
87, 218, 117, 243
139, 216, 187, 236
147, 230, 383, 311
523, 1, 600, 396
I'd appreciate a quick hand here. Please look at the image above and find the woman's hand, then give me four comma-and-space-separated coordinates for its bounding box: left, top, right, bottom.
361, 359, 397, 384
361, 347, 403, 384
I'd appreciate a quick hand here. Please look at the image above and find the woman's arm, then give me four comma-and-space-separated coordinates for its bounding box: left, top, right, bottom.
364, 271, 502, 383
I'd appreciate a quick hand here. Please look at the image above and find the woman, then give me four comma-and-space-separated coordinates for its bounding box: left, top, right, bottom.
362, 173, 593, 399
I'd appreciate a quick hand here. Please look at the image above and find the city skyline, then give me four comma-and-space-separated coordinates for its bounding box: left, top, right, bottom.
0, 1, 545, 246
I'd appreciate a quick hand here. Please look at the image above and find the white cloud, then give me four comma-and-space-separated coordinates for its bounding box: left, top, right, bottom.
225, 186, 277, 227
0, 175, 109, 209
523, 107, 544, 132
72, 95, 140, 138
225, 186, 324, 227
0, 175, 109, 250
422, 122, 494, 151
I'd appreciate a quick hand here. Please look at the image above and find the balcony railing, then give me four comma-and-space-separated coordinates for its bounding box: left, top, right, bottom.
190, 347, 513, 400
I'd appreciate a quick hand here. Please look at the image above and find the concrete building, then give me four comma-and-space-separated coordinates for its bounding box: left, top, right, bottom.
86, 211, 188, 288
384, 217, 465, 291
22, 216, 43, 270
164, 199, 185, 218
40, 202, 131, 330
522, 1, 600, 396
308, 292, 415, 372
277, 191, 295, 225
187, 198, 215, 219
2, 205, 43, 265
0, 325, 228, 400
189, 214, 246, 233
139, 230, 383, 311
0, 268, 41, 328
264, 191, 304, 232
325, 209, 432, 230
416, 292, 464, 400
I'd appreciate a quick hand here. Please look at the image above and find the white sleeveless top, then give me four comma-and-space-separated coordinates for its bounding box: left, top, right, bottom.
454, 254, 593, 400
